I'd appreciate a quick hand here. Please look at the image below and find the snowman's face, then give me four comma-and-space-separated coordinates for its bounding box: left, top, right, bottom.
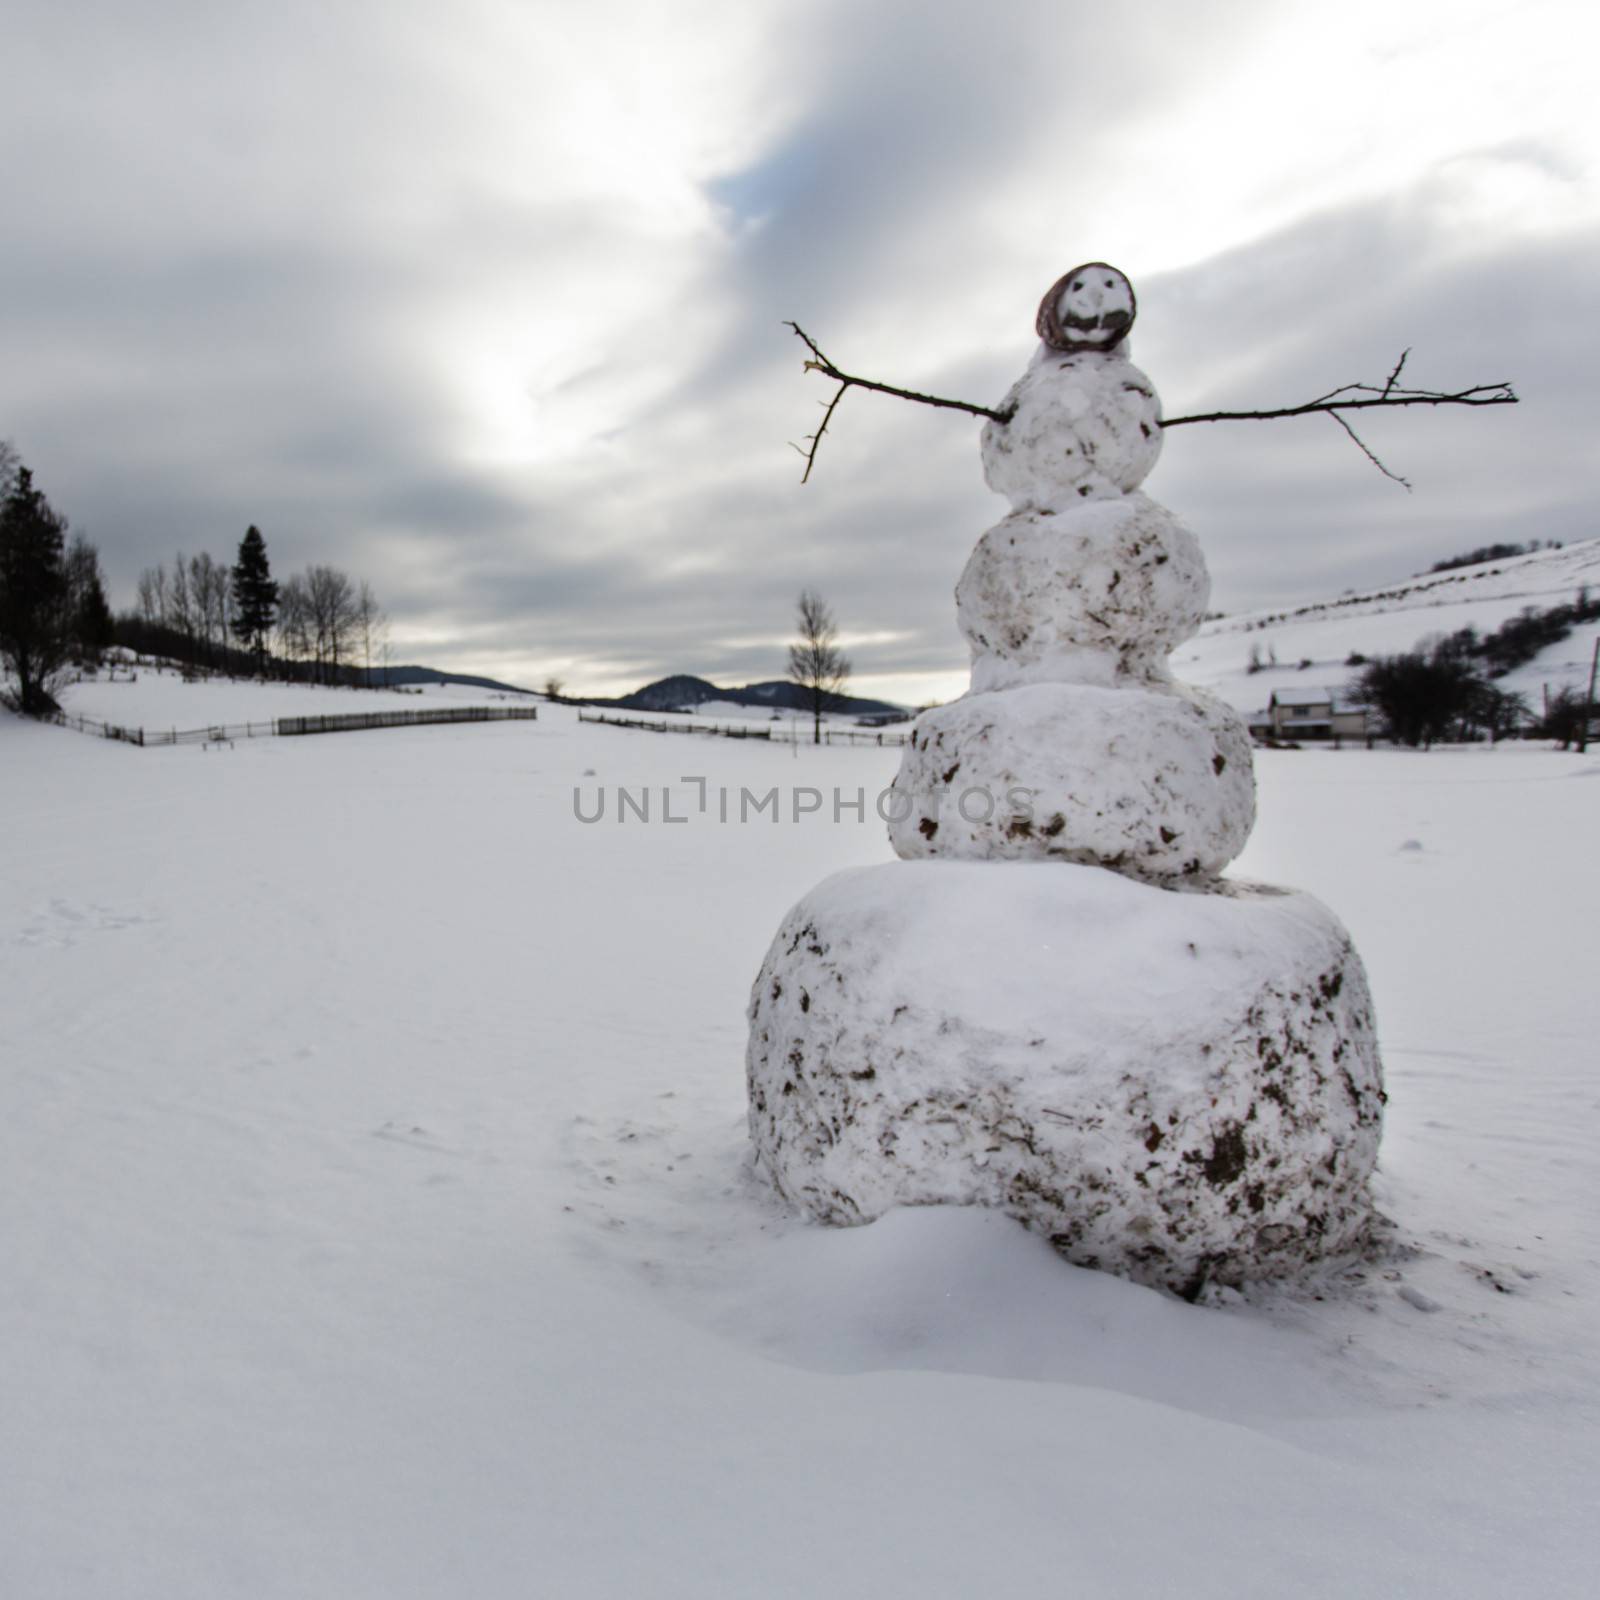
1036, 263, 1136, 353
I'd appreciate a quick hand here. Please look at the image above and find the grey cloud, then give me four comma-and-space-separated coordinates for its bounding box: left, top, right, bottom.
689, 1, 1277, 400
1144, 186, 1600, 612
2, 4, 1594, 702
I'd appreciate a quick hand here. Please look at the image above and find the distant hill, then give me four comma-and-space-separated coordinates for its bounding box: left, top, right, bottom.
584, 674, 908, 717
1175, 536, 1600, 715
357, 665, 540, 696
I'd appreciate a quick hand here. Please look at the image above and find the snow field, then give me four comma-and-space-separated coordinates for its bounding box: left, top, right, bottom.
1, 696, 1597, 1597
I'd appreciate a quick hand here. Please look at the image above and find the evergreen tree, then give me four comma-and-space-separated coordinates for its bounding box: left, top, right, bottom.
230, 525, 279, 674
0, 465, 72, 714
65, 534, 114, 666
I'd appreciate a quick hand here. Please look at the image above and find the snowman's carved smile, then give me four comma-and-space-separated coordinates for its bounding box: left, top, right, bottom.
1062, 306, 1132, 336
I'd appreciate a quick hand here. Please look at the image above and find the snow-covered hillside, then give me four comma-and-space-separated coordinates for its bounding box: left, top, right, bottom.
1179, 537, 1600, 716
2, 690, 1597, 1597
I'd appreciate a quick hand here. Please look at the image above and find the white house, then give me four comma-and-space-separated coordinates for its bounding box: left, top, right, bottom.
1262, 686, 1370, 743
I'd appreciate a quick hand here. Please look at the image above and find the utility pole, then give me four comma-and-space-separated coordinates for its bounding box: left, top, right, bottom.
1579, 635, 1599, 755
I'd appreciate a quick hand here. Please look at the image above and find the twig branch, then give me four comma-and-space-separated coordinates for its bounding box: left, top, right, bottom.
784, 322, 1519, 487
790, 383, 850, 486
786, 322, 1011, 483
787, 324, 1010, 422
1160, 377, 1517, 428
1329, 411, 1411, 491
1161, 373, 1519, 492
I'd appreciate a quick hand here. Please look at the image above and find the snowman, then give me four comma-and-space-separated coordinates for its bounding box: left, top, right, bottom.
746, 266, 1385, 1296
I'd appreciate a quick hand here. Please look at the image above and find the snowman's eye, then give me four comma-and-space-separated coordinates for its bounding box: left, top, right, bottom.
1072, 281, 1083, 290
1104, 277, 1115, 287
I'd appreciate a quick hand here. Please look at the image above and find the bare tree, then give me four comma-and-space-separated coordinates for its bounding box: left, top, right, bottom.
188, 552, 229, 669
355, 580, 386, 687
304, 564, 358, 683
543, 676, 565, 702
167, 552, 200, 668
136, 566, 163, 628
208, 557, 234, 667
277, 574, 312, 674
788, 589, 851, 745
188, 552, 213, 665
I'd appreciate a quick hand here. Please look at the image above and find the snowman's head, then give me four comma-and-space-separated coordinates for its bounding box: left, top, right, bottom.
1036, 263, 1136, 354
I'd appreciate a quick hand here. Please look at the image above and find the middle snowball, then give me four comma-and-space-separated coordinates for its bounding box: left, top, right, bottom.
957, 494, 1210, 691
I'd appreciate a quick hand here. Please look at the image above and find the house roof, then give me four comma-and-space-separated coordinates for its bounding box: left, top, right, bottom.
1269, 686, 1369, 713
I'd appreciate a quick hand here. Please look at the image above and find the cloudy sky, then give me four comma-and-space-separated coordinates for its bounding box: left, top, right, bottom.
3, 0, 1596, 702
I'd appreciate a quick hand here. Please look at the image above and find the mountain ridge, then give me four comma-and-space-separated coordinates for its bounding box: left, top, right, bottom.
582, 673, 908, 717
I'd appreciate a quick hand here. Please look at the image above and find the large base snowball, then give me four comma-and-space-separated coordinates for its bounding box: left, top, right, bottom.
746, 862, 1385, 1296
981, 349, 1163, 509
888, 681, 1255, 879
957, 495, 1210, 690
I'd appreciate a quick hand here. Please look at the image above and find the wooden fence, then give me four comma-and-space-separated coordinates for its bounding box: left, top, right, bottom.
277, 707, 539, 736
47, 704, 537, 748
578, 711, 772, 740
577, 709, 909, 746
774, 726, 912, 747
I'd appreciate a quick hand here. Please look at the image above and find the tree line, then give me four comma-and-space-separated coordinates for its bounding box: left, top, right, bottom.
130, 542, 387, 686
1, 441, 392, 713
1421, 540, 1564, 576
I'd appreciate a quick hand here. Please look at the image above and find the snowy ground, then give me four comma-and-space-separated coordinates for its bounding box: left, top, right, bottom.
60, 660, 540, 733
2, 688, 1597, 1598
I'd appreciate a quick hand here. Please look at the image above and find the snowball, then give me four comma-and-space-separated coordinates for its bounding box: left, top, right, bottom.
747, 861, 1386, 1296
957, 494, 1210, 689
981, 350, 1163, 509
888, 681, 1256, 880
